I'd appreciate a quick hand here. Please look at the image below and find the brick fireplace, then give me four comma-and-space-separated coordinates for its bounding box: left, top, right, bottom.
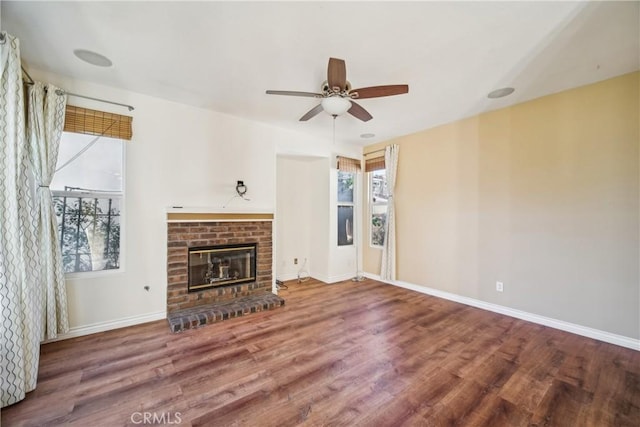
166, 212, 284, 331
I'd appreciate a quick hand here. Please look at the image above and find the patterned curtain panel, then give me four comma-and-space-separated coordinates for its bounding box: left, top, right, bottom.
26, 82, 69, 340
0, 32, 42, 408
380, 144, 399, 281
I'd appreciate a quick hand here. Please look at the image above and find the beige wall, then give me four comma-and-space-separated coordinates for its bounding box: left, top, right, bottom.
363, 72, 639, 339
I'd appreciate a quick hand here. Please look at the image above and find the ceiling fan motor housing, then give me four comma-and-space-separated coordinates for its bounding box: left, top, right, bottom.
322, 80, 352, 96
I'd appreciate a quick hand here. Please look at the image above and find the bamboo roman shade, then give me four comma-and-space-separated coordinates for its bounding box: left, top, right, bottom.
63, 105, 133, 140
336, 156, 361, 173
365, 156, 385, 172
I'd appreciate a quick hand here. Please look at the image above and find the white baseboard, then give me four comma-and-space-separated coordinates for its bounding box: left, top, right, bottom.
45, 277, 638, 351
302, 272, 359, 284
364, 273, 639, 351
276, 273, 299, 282
43, 311, 167, 343
326, 272, 358, 284
278, 273, 355, 284
310, 273, 328, 283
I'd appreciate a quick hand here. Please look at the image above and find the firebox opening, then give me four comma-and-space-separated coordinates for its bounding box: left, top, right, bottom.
188, 243, 257, 292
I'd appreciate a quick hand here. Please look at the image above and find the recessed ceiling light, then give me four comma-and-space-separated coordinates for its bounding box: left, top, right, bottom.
487, 87, 515, 99
73, 49, 113, 67
360, 133, 375, 139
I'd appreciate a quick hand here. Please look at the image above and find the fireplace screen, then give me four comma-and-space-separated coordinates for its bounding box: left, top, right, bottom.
188, 243, 257, 291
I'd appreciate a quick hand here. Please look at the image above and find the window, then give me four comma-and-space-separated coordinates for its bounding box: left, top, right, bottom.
370, 169, 387, 247
51, 132, 124, 273
337, 170, 354, 246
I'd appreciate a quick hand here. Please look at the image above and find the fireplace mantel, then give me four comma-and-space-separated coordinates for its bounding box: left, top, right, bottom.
166, 207, 274, 223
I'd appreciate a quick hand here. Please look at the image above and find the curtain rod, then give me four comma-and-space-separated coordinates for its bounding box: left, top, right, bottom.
55, 90, 135, 112
21, 66, 135, 111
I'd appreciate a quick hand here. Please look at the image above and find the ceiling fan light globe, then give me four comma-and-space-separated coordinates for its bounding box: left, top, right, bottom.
321, 97, 351, 116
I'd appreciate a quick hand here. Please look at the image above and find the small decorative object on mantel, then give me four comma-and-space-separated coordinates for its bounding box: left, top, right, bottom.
222, 180, 251, 208
236, 180, 247, 197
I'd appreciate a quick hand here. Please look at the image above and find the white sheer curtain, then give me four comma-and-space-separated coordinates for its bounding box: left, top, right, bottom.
26, 82, 69, 340
380, 144, 399, 281
0, 32, 42, 408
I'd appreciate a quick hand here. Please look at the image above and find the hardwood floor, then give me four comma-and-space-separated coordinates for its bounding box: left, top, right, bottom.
2, 278, 639, 426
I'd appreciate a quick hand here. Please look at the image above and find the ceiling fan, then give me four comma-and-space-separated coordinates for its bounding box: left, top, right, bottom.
266, 57, 409, 122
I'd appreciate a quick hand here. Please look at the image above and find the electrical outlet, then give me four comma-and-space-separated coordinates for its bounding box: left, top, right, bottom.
294, 258, 298, 265
496, 281, 504, 292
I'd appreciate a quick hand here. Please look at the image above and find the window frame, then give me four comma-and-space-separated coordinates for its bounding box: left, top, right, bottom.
52, 132, 126, 277
337, 170, 355, 247
369, 169, 387, 249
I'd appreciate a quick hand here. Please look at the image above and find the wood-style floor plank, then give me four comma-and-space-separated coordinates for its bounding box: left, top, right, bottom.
1, 278, 638, 426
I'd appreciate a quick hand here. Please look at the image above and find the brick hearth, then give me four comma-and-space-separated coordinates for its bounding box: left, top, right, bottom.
167, 293, 284, 333
166, 215, 283, 331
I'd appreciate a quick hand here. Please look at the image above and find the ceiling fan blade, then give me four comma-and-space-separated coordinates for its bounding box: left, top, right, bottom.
327, 58, 347, 91
350, 85, 409, 99
348, 101, 373, 122
266, 90, 322, 98
299, 104, 324, 121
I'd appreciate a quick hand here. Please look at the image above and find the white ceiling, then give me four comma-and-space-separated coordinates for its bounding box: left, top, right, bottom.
2, 1, 639, 146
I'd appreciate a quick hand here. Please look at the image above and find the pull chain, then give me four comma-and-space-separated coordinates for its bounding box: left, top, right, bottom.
332, 114, 337, 144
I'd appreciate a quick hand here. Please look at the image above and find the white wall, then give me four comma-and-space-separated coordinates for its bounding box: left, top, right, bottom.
31, 69, 360, 334
276, 155, 360, 284
308, 158, 331, 281
275, 156, 314, 281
